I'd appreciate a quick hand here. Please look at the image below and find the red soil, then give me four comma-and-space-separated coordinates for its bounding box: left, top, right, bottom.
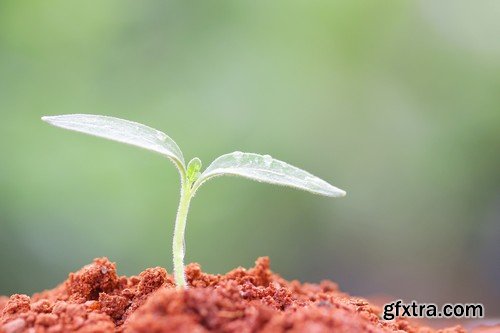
0, 257, 465, 333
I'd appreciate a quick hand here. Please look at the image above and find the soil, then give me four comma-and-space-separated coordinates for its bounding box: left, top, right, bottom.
0, 257, 468, 333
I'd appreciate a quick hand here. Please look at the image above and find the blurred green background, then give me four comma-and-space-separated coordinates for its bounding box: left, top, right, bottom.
1, 0, 499, 316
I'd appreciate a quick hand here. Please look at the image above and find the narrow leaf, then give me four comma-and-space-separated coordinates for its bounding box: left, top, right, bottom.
42, 114, 186, 170
193, 152, 346, 197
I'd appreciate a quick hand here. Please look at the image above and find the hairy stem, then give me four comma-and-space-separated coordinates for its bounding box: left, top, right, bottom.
172, 181, 192, 289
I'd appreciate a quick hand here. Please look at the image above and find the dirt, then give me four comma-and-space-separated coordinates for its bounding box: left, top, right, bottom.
0, 257, 467, 333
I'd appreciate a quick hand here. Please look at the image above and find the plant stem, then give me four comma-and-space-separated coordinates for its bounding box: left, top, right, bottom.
172, 181, 192, 289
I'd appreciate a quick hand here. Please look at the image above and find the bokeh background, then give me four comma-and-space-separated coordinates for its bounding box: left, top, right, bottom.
1, 0, 499, 318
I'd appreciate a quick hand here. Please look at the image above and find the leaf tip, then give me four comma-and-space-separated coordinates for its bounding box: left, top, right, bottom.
41, 115, 55, 124
327, 187, 346, 198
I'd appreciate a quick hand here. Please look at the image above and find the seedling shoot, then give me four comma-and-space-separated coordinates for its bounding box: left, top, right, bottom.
42, 114, 346, 289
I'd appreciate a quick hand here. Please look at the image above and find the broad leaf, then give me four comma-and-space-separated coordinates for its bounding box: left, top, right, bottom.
192, 152, 346, 197
42, 114, 186, 171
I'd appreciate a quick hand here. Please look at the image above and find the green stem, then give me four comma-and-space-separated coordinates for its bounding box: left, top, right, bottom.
172, 181, 192, 289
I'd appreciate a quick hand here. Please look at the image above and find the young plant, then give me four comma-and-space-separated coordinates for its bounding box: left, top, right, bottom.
42, 114, 346, 289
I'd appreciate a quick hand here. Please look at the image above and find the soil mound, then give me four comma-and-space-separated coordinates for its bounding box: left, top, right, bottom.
0, 257, 464, 332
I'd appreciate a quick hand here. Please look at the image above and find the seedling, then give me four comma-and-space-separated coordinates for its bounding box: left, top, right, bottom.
42, 114, 346, 289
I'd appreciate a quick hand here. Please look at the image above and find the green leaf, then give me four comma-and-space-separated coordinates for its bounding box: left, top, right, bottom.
42, 114, 186, 172
186, 157, 202, 184
192, 152, 346, 197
